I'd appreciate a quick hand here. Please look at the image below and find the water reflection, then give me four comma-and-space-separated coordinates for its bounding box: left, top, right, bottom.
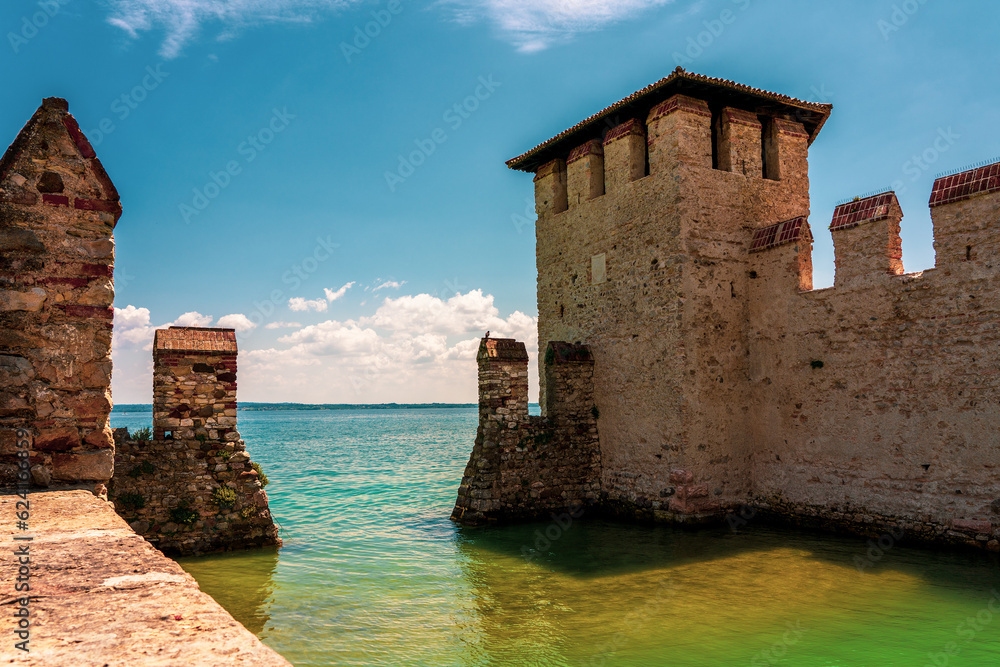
456, 520, 1000, 666
176, 545, 279, 636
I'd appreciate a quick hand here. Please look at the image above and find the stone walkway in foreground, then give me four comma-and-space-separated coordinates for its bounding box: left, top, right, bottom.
1, 489, 290, 666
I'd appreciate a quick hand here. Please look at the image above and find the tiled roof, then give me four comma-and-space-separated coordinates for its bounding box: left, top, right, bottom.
154, 327, 238, 353
507, 68, 832, 172
929, 160, 1000, 207
750, 217, 810, 253
478, 337, 528, 362
830, 192, 897, 231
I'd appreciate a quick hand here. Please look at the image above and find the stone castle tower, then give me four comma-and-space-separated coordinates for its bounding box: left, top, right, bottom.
454, 68, 1000, 551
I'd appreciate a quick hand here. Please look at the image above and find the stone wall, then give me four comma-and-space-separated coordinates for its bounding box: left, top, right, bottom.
0, 97, 121, 486
153, 327, 238, 441
451, 339, 601, 525
0, 490, 290, 665
110, 427, 279, 555
108, 326, 279, 555
480, 68, 1000, 550
748, 182, 1000, 551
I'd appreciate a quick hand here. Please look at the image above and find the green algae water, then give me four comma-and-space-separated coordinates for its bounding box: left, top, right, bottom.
111, 407, 1000, 666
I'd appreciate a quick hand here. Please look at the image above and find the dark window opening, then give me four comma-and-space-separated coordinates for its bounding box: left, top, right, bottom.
966, 245, 972, 261
761, 116, 779, 180
711, 108, 722, 170
559, 304, 565, 319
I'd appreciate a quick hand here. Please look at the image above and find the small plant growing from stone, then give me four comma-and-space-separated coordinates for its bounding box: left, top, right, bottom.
251, 462, 269, 488
211, 485, 237, 509
240, 505, 256, 520
169, 501, 198, 526
133, 427, 152, 442
544, 347, 555, 365
196, 434, 207, 443
117, 491, 145, 512
220, 450, 232, 461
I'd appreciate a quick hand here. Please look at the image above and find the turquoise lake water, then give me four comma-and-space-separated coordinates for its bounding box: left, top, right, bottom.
110, 407, 1000, 666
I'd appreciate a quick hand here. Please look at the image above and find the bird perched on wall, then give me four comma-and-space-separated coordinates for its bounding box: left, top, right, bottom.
484, 331, 490, 339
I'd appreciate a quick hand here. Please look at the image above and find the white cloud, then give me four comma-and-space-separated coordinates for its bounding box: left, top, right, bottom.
172, 311, 214, 327
110, 291, 538, 404
217, 313, 257, 332
114, 305, 155, 345
239, 290, 537, 403
373, 279, 406, 292
105, 0, 674, 58
438, 0, 675, 52
324, 281, 355, 302
288, 296, 328, 312
363, 289, 525, 336
105, 0, 360, 59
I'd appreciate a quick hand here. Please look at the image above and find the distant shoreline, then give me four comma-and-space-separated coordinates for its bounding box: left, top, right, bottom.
112, 402, 536, 412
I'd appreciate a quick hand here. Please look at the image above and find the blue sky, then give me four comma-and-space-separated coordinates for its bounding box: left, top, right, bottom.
3, 0, 998, 404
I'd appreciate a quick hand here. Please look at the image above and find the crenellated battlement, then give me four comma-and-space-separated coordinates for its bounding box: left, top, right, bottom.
455, 70, 1000, 550
511, 68, 829, 219
452, 339, 601, 525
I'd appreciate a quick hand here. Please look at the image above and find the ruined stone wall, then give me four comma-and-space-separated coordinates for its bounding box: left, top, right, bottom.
110, 428, 279, 555
451, 339, 600, 525
749, 181, 1000, 550
0, 97, 121, 486
108, 327, 279, 555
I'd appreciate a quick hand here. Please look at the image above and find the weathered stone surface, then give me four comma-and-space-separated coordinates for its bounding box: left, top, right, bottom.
0, 98, 118, 486
0, 490, 290, 666
0, 227, 44, 252
51, 448, 114, 481
35, 427, 81, 452
452, 339, 601, 525
0, 288, 46, 312
31, 463, 52, 486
